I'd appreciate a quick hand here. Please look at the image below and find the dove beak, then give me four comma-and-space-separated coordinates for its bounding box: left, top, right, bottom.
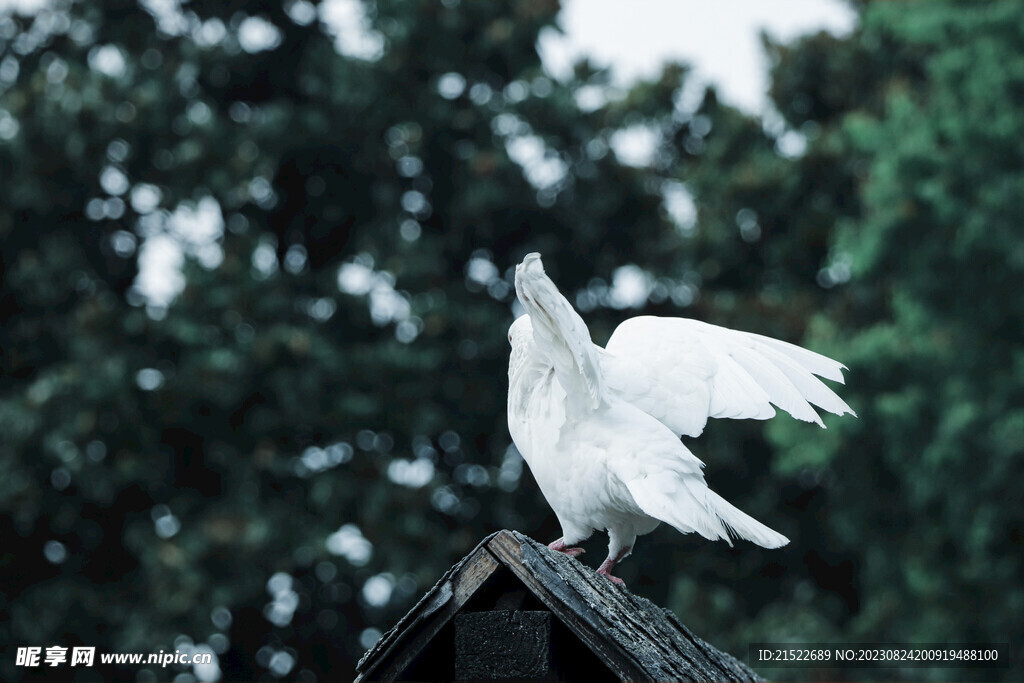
517, 252, 543, 275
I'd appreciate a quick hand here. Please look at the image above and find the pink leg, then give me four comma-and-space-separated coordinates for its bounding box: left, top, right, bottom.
548, 537, 586, 558
596, 545, 632, 585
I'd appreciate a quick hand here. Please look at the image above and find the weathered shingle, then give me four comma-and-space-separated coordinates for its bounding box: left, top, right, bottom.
355, 530, 763, 682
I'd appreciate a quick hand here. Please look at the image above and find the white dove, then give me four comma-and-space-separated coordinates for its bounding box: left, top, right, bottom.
507, 253, 854, 584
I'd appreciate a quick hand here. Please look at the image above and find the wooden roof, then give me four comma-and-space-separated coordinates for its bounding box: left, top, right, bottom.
355, 530, 762, 682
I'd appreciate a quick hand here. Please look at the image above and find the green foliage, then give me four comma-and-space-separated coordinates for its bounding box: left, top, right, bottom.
1, 0, 1021, 681
759, 1, 1024, 678
0, 1, 692, 679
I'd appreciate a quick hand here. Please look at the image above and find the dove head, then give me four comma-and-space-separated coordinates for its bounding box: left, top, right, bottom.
515, 252, 545, 302
516, 252, 544, 275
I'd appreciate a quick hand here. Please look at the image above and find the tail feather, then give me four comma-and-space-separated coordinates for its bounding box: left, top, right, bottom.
705, 489, 790, 549
626, 474, 789, 549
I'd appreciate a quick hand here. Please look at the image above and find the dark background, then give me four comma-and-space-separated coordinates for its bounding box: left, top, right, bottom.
1, 0, 1022, 680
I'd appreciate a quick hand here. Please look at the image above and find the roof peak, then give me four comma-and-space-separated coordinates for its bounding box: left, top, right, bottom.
356, 530, 762, 682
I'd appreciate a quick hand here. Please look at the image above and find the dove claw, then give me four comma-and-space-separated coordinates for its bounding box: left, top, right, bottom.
595, 544, 632, 586
596, 569, 626, 586
548, 538, 586, 557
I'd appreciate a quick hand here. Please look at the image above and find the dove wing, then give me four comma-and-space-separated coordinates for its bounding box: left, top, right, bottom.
515, 254, 604, 411
603, 316, 854, 437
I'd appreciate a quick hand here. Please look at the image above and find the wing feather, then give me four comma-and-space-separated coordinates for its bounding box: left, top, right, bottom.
604, 316, 853, 436
746, 331, 848, 384
750, 343, 854, 417
706, 352, 776, 421
728, 344, 823, 426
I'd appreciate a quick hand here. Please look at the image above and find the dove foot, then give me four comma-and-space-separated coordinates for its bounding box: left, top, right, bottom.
548, 538, 586, 558
596, 568, 626, 585
596, 544, 632, 586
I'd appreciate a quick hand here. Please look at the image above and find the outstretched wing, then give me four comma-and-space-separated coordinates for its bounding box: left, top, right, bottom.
604, 316, 854, 437
515, 253, 603, 411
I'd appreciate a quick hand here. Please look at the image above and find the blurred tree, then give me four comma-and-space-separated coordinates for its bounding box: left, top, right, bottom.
3, 0, 1022, 681
767, 1, 1024, 676
0, 0, 694, 680
637, 2, 1023, 680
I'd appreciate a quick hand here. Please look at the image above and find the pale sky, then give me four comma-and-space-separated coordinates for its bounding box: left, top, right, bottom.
1, 0, 858, 111
0, 0, 858, 307
541, 0, 857, 115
